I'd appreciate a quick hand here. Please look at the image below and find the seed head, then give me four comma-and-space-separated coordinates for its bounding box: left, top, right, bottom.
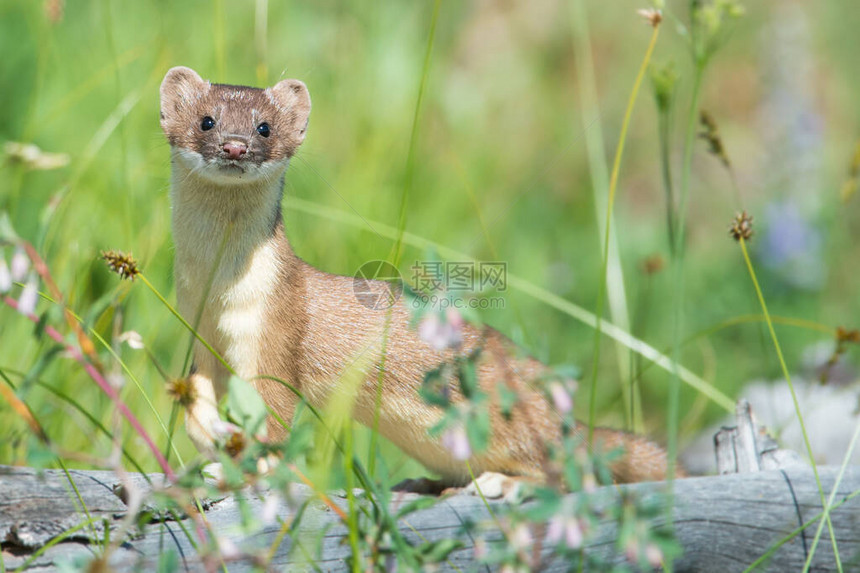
729, 211, 754, 241
167, 377, 197, 408
836, 327, 860, 345
102, 250, 139, 281
637, 8, 662, 27
224, 430, 246, 458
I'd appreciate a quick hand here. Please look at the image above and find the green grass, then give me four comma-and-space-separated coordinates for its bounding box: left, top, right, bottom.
2, 2, 860, 564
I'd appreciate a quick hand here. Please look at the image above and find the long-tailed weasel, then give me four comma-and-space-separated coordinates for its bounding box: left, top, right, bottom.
159, 66, 675, 488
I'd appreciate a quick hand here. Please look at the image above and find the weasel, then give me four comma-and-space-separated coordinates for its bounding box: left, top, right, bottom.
159, 66, 675, 489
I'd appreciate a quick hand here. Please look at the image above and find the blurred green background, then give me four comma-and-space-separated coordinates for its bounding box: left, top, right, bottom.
1, 0, 859, 478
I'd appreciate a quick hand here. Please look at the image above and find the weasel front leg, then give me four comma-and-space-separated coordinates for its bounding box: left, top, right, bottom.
184, 370, 223, 457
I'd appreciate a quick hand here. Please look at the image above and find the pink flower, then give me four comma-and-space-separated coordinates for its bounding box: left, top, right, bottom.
418, 311, 463, 350
645, 543, 663, 567
211, 420, 241, 439
549, 382, 573, 414
441, 424, 471, 460
547, 516, 583, 549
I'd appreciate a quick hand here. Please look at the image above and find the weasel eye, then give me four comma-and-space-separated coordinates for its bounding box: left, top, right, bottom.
200, 116, 216, 131
256, 122, 271, 138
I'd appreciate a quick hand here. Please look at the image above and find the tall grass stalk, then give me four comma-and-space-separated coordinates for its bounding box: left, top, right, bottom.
738, 237, 841, 568
570, 0, 638, 432
587, 20, 661, 445
390, 0, 441, 267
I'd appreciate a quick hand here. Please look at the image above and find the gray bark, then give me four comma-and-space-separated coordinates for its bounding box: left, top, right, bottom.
2, 464, 860, 572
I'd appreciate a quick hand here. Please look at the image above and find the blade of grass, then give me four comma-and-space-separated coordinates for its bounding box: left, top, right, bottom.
389, 0, 441, 267
738, 237, 841, 569
571, 0, 638, 432
283, 195, 735, 411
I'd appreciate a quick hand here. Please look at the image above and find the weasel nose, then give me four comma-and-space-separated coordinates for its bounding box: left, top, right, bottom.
222, 141, 247, 160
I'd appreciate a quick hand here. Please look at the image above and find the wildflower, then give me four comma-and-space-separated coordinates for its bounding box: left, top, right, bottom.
101, 250, 140, 281
729, 211, 754, 241
548, 381, 573, 415
418, 308, 464, 350
441, 423, 471, 461
224, 430, 246, 458
10, 248, 29, 281
645, 543, 664, 568
211, 419, 241, 438
261, 493, 281, 526
637, 8, 662, 27
547, 516, 583, 550
106, 372, 125, 390
118, 330, 144, 350
215, 535, 240, 560
17, 274, 39, 316
0, 257, 11, 292
166, 377, 197, 408
509, 523, 533, 552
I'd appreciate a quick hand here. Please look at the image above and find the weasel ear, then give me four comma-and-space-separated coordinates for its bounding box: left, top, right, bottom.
160, 67, 208, 123
269, 79, 311, 146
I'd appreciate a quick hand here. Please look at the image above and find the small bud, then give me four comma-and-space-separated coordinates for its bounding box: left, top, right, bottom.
509, 523, 533, 551
261, 493, 281, 526
729, 211, 754, 241
216, 535, 240, 559
101, 250, 140, 281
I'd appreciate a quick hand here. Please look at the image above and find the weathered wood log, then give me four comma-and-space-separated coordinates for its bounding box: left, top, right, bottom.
2, 464, 860, 571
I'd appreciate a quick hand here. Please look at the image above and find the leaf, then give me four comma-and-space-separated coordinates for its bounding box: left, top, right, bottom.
417, 538, 463, 564
157, 549, 178, 573
419, 365, 450, 407
498, 384, 518, 420
226, 375, 269, 436
465, 408, 490, 454
395, 495, 441, 519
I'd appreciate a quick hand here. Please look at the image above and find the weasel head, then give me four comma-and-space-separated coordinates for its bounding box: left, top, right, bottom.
159, 66, 311, 185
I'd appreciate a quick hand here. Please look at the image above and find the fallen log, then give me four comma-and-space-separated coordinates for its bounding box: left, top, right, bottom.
2, 464, 859, 572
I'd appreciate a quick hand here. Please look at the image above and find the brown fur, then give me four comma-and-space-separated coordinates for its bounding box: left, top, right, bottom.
160, 66, 678, 487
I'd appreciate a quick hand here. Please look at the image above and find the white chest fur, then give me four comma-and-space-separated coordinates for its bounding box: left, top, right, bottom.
170, 162, 284, 382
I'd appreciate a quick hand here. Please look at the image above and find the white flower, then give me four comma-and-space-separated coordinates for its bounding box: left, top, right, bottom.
261, 493, 281, 526
10, 248, 29, 282
0, 257, 11, 292
118, 330, 144, 349
509, 523, 533, 552
441, 424, 471, 461
17, 274, 38, 315
215, 535, 240, 559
